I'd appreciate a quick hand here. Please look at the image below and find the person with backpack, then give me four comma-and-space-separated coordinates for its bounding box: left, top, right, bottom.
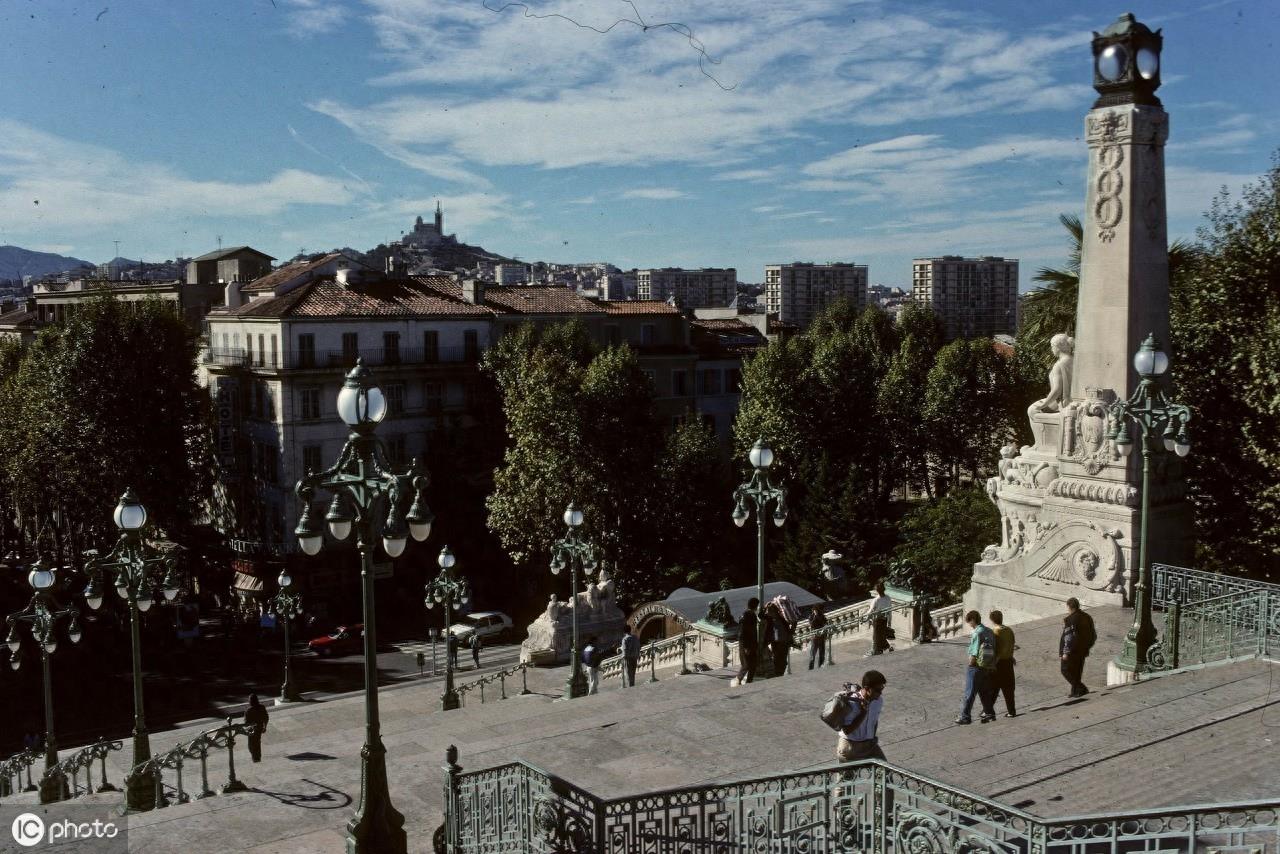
807, 604, 828, 670
582, 636, 601, 695
832, 670, 887, 762
955, 610, 998, 725
989, 610, 1017, 718
731, 598, 760, 686
619, 626, 641, 687
1059, 597, 1095, 697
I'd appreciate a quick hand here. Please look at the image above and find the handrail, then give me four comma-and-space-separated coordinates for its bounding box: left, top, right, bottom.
1152, 563, 1280, 608
1150, 586, 1278, 671
0, 748, 39, 799
40, 736, 123, 801
599, 631, 699, 682
453, 662, 533, 707
123, 716, 256, 811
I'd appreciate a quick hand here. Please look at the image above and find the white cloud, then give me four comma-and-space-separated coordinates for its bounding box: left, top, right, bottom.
310, 0, 1090, 180
752, 205, 781, 213
716, 168, 782, 182
283, 0, 348, 37
620, 187, 688, 200
0, 121, 353, 237
568, 196, 597, 205
772, 210, 824, 220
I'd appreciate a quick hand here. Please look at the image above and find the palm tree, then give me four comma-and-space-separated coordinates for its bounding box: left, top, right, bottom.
1017, 213, 1196, 371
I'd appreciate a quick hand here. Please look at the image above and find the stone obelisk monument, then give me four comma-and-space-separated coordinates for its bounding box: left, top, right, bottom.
966, 14, 1190, 624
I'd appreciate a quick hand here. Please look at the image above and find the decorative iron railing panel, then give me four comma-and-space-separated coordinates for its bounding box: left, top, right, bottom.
442, 753, 1278, 854
1151, 563, 1280, 608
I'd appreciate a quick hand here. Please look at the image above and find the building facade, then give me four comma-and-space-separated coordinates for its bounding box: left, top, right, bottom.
763, 262, 868, 327
186, 246, 274, 286
911, 256, 1019, 340
637, 268, 736, 308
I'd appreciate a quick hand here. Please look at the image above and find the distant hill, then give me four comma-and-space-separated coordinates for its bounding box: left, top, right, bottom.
0, 245, 93, 281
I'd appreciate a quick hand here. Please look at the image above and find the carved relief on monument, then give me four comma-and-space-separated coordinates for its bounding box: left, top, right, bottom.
1094, 142, 1125, 242
1047, 478, 1138, 507
1026, 519, 1127, 593
1062, 387, 1116, 475
520, 569, 627, 665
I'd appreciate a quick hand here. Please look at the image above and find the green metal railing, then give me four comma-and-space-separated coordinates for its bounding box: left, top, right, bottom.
453, 662, 532, 707
123, 716, 256, 812
0, 748, 39, 798
436, 748, 1280, 853
1148, 565, 1279, 671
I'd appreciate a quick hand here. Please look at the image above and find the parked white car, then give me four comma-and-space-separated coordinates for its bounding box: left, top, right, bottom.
448, 611, 514, 643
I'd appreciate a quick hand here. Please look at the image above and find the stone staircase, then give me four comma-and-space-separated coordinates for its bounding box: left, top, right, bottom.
15, 606, 1277, 853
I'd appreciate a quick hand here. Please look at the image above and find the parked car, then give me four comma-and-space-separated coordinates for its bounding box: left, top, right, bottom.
447, 612, 514, 643
308, 624, 365, 657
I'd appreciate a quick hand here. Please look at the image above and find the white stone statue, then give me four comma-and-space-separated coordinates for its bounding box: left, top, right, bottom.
1028, 333, 1074, 414
545, 594, 562, 622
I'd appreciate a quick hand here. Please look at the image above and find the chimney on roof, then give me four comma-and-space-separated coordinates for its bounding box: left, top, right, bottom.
336, 262, 353, 287
462, 278, 485, 305
385, 255, 395, 276
224, 280, 243, 310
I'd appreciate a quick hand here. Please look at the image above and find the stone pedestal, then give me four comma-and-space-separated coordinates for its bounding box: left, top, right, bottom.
520, 574, 627, 666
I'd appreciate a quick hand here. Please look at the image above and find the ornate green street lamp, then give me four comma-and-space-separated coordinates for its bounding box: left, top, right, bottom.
4, 558, 82, 804
293, 359, 433, 854
732, 439, 787, 675
269, 570, 304, 704
1109, 334, 1192, 675
550, 503, 597, 699
82, 488, 183, 812
424, 546, 469, 711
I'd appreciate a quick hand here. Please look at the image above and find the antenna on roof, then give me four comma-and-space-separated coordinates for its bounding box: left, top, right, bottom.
217, 235, 223, 252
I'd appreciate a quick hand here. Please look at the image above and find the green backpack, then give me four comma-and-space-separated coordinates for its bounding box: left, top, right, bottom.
976, 627, 997, 669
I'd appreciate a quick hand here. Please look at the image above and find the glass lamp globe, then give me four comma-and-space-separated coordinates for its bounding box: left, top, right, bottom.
8, 655, 19, 671
564, 504, 584, 528
113, 489, 148, 531
1097, 44, 1128, 81
407, 496, 433, 542
84, 583, 103, 611
326, 495, 352, 542
1175, 431, 1191, 458
748, 440, 774, 470
68, 621, 82, 644
1133, 335, 1169, 377
278, 571, 292, 590
732, 504, 748, 528
5, 628, 19, 654
1136, 47, 1159, 80
383, 534, 407, 559
28, 564, 55, 591
438, 546, 456, 569
136, 590, 153, 612
43, 638, 57, 655
336, 361, 387, 428
425, 597, 434, 610
772, 507, 787, 528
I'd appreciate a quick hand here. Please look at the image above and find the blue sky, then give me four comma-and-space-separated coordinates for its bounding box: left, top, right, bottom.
0, 0, 1276, 288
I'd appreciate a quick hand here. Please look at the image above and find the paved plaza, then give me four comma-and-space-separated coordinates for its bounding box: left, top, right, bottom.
6, 606, 1275, 853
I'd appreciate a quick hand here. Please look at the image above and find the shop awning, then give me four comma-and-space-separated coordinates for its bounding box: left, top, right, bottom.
233, 571, 265, 593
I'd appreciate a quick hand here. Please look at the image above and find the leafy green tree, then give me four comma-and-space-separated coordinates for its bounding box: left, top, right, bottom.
923, 339, 1016, 493
1171, 154, 1280, 581
0, 294, 212, 563
878, 301, 943, 498
891, 488, 999, 603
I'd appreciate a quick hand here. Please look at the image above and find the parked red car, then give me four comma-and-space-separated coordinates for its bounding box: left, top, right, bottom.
308, 624, 365, 657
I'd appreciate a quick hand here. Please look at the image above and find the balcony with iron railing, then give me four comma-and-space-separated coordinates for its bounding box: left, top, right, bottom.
203, 344, 488, 372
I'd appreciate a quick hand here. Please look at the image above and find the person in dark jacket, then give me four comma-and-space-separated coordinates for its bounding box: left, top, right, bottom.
619, 626, 641, 687
446, 631, 459, 669
765, 601, 794, 676
244, 694, 270, 762
732, 598, 760, 686
808, 604, 829, 669
1059, 597, 1095, 697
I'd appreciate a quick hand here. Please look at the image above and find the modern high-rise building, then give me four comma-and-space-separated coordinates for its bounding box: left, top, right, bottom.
763, 262, 868, 327
911, 256, 1019, 340
636, 268, 736, 308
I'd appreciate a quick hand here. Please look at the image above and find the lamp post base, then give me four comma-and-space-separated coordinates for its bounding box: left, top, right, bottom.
125, 731, 155, 813
278, 681, 304, 705
566, 669, 588, 699
346, 742, 407, 854
441, 690, 460, 711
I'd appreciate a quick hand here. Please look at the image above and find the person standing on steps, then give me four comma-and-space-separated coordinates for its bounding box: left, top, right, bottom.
955, 611, 998, 725
731, 598, 760, 686
244, 694, 270, 763
582, 636, 601, 695
619, 626, 641, 687
765, 600, 794, 676
868, 583, 893, 656
470, 632, 482, 670
989, 610, 1017, 718
1059, 597, 1096, 697
808, 603, 828, 670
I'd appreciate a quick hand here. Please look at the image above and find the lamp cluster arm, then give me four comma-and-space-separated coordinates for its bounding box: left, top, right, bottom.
81, 490, 183, 614
550, 509, 598, 580
5, 561, 82, 670
1108, 334, 1193, 459
732, 439, 788, 528
270, 573, 304, 621
424, 547, 470, 616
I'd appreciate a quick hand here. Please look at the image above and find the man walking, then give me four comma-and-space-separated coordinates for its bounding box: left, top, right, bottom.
731, 598, 760, 686
582, 636, 601, 695
620, 626, 641, 687
1059, 597, 1095, 697
244, 694, 270, 762
469, 632, 482, 670
808, 603, 828, 670
989, 610, 1017, 718
837, 670, 888, 762
868, 583, 893, 656
955, 610, 998, 725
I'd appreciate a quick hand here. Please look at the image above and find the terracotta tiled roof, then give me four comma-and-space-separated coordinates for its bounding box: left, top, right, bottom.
691, 317, 757, 332
241, 253, 346, 293
601, 301, 682, 315
418, 280, 606, 316
223, 275, 488, 319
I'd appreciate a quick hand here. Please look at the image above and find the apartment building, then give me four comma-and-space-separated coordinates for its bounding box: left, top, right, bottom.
636, 268, 737, 308
911, 256, 1019, 340
764, 262, 868, 327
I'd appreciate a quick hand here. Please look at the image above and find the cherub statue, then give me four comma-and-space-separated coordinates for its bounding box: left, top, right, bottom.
1028, 333, 1074, 414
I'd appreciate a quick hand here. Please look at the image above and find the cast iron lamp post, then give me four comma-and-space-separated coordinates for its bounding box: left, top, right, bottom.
424, 546, 469, 711
1109, 333, 1191, 675
4, 558, 82, 804
292, 359, 433, 854
82, 488, 183, 812
270, 570, 304, 704
550, 503, 596, 699
732, 439, 787, 675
